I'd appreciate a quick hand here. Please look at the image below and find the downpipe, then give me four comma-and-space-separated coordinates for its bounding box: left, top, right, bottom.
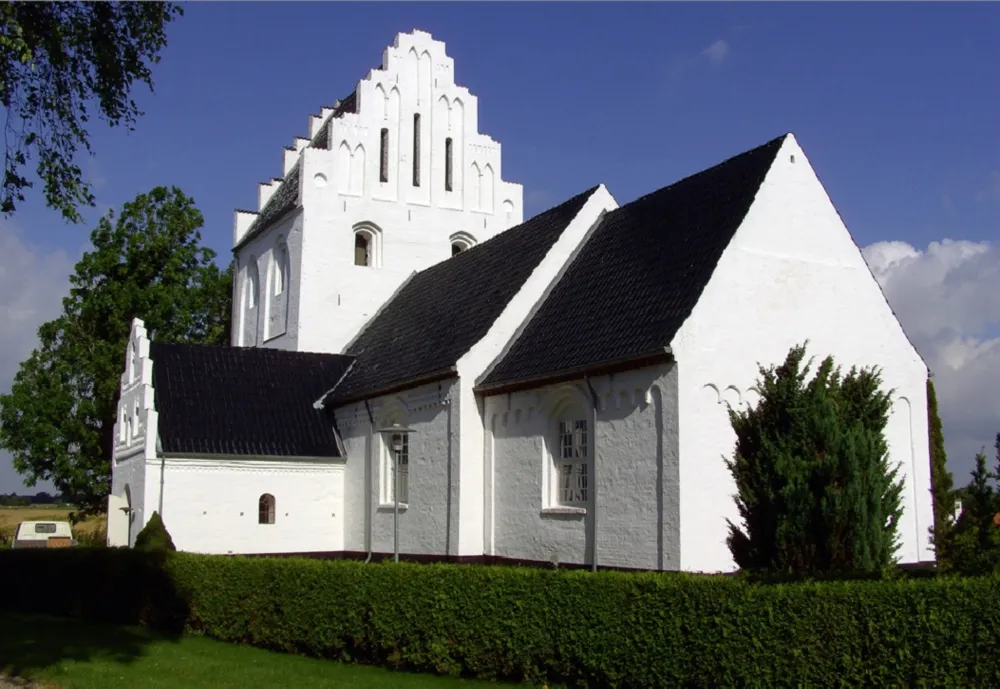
364, 400, 375, 563
584, 375, 599, 574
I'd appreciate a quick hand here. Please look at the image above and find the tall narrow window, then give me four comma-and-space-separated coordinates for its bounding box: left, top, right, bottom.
384, 432, 410, 503
379, 128, 389, 183
412, 113, 421, 187
258, 494, 275, 524
556, 419, 589, 506
444, 137, 453, 192
355, 232, 370, 267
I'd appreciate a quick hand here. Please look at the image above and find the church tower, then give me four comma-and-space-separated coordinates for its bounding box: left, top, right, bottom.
230, 30, 524, 354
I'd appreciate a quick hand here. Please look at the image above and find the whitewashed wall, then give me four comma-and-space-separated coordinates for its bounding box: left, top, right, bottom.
671, 134, 934, 573
234, 212, 303, 350
108, 319, 159, 547
156, 457, 345, 555
454, 186, 618, 556
483, 363, 680, 570
335, 378, 460, 557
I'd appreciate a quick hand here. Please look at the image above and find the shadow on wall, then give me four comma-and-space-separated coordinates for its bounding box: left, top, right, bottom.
0, 548, 190, 677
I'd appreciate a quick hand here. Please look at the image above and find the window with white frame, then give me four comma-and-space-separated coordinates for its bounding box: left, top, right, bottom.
553, 418, 589, 507
382, 431, 410, 504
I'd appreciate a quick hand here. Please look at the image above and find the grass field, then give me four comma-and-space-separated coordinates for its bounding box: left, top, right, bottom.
0, 507, 105, 542
0, 612, 511, 688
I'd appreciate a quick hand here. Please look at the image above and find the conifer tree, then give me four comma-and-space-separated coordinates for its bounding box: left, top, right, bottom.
725, 343, 904, 574
133, 511, 176, 552
948, 434, 1000, 575
926, 378, 955, 566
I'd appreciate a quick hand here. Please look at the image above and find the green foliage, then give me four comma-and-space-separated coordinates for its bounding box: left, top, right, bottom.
726, 343, 905, 574
134, 511, 175, 552
927, 378, 956, 566
2, 551, 1000, 687
946, 434, 1000, 576
0, 187, 232, 515
0, 2, 182, 222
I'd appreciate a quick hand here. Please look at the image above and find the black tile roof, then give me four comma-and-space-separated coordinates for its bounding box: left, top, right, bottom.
330, 186, 601, 403
240, 165, 301, 247
310, 92, 357, 150
235, 91, 359, 250
149, 341, 354, 457
480, 134, 787, 389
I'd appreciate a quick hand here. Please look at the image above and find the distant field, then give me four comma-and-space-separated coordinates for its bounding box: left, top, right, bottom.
0, 506, 105, 540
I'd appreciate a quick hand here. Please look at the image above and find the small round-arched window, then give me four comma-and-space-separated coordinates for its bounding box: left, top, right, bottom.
258, 493, 276, 524
355, 232, 372, 267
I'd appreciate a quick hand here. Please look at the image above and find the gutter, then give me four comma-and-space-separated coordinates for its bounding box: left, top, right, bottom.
331, 367, 458, 409
476, 348, 673, 398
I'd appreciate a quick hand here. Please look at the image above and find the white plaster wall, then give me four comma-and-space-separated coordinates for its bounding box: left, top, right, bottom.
453, 186, 619, 556
234, 30, 524, 356
157, 457, 346, 555
335, 378, 459, 556
671, 134, 933, 573
233, 211, 303, 350
484, 364, 680, 570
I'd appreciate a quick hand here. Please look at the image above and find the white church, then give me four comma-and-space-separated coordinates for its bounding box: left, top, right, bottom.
107, 29, 935, 573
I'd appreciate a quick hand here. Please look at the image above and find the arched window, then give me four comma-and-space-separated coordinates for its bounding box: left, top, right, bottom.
353, 223, 383, 268
548, 396, 591, 509
258, 494, 275, 524
449, 231, 476, 257
273, 242, 289, 296
355, 232, 371, 267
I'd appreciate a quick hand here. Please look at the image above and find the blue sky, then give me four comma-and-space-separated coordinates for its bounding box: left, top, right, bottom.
2, 2, 999, 492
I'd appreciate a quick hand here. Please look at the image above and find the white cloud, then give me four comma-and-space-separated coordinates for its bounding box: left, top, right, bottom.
0, 220, 74, 493
667, 38, 731, 82
702, 40, 730, 66
862, 238, 1000, 483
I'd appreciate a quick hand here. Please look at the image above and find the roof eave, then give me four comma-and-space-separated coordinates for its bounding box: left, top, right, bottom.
329, 366, 458, 408
475, 347, 674, 397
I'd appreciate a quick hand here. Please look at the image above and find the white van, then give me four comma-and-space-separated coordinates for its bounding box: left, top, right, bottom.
12, 520, 77, 549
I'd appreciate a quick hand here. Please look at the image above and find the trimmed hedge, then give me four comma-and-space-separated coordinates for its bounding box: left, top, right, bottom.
2, 549, 1000, 687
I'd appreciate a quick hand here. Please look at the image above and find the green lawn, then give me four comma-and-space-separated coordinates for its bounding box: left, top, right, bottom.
0, 612, 516, 688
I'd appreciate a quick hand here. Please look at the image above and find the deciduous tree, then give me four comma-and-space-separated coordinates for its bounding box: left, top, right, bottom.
0, 2, 182, 221
725, 343, 904, 574
0, 187, 231, 514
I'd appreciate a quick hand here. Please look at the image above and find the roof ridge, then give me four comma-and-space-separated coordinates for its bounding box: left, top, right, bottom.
620, 134, 787, 211
149, 340, 351, 361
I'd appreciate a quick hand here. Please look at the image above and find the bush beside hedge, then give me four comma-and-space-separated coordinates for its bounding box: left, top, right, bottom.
2, 549, 1000, 687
